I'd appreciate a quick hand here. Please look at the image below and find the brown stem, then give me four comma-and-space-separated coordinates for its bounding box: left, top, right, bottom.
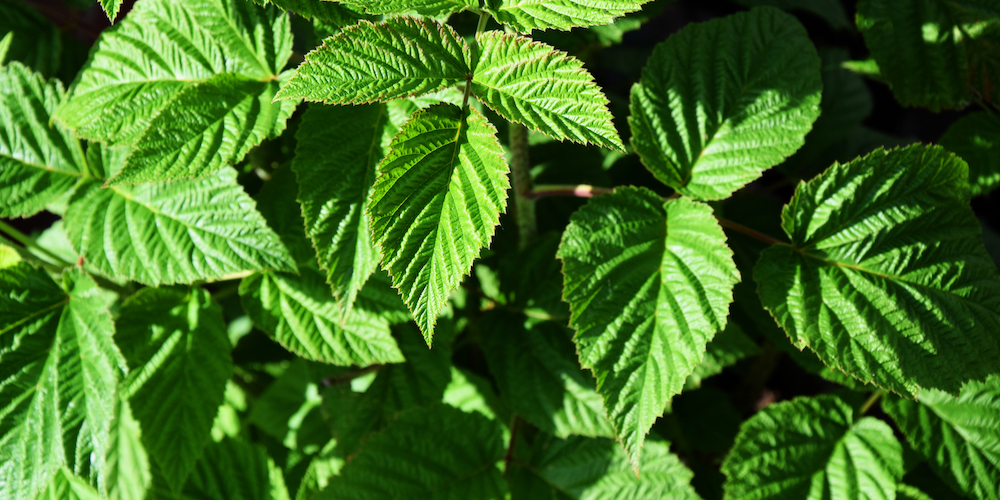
717, 217, 787, 246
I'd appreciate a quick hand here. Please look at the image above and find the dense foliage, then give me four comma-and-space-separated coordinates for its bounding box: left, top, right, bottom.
1, 0, 999, 499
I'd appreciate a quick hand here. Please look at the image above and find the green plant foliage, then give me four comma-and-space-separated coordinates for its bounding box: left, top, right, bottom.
0, 2, 61, 78
756, 145, 1000, 397
368, 104, 509, 342
686, 322, 761, 388
339, 0, 478, 17
104, 396, 151, 500
275, 17, 471, 104
629, 7, 822, 200
37, 468, 103, 500
250, 0, 367, 22
183, 437, 290, 500
939, 111, 1000, 196
558, 187, 740, 465
731, 0, 851, 30
882, 375, 1000, 500
896, 485, 934, 500
487, 0, 651, 32
99, 0, 123, 21
722, 395, 904, 499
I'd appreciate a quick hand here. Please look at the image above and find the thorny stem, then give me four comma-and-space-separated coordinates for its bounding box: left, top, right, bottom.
858, 390, 884, 418
509, 124, 537, 248
0, 220, 75, 268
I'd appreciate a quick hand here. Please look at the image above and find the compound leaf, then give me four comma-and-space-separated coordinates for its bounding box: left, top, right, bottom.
472, 32, 624, 152
557, 187, 740, 466
883, 375, 1000, 500
755, 145, 1000, 397
275, 17, 471, 104
368, 104, 509, 342
940, 111, 1000, 197
629, 7, 821, 200
488, 0, 650, 32
722, 395, 904, 499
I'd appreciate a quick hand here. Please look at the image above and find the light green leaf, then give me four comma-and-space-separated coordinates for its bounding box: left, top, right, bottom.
254, 164, 315, 266
55, 0, 292, 145
857, 0, 1000, 110
883, 375, 1000, 500
0, 266, 124, 500
628, 7, 821, 200
247, 360, 331, 453
471, 31, 625, 152
104, 397, 151, 500
37, 468, 102, 500
368, 104, 509, 342
557, 187, 740, 466
755, 145, 1000, 397
110, 74, 296, 185
0, 242, 20, 268
339, 0, 478, 16
116, 287, 232, 492
0, 32, 10, 63
0, 62, 86, 218
940, 111, 1000, 197
722, 395, 904, 500
293, 103, 387, 313
488, 0, 651, 32
249, 0, 368, 22
182, 437, 290, 500
895, 485, 933, 500
64, 167, 296, 286
275, 17, 471, 104
481, 311, 614, 438
316, 403, 506, 500
100, 0, 123, 21
730, 0, 851, 30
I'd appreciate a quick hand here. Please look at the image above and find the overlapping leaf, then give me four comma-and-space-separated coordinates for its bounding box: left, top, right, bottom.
0, 2, 61, 77
731, 0, 851, 30
182, 438, 290, 500
0, 266, 124, 500
275, 17, 471, 104
755, 145, 1000, 396
722, 395, 903, 499
0, 62, 86, 218
628, 7, 821, 200
37, 469, 102, 500
488, 0, 650, 32
339, 0, 478, 17
558, 187, 740, 466
883, 375, 1000, 500
940, 111, 1000, 197
368, 104, 509, 342
104, 397, 151, 500
115, 287, 232, 492
472, 31, 624, 152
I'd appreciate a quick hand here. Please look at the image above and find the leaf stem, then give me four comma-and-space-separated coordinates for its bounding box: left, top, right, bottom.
858, 390, 884, 418
475, 9, 490, 34
525, 184, 614, 200
0, 220, 74, 268
509, 124, 537, 248
716, 217, 787, 246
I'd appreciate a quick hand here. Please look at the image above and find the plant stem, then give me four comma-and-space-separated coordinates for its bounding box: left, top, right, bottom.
716, 216, 787, 246
502, 415, 520, 477
0, 220, 74, 268
509, 124, 537, 249
476, 9, 490, 33
525, 184, 614, 200
858, 390, 884, 417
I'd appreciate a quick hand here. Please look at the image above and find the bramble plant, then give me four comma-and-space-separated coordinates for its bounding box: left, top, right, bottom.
1, 0, 1000, 498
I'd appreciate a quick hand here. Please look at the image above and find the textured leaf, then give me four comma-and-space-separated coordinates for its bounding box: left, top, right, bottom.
294, 103, 387, 313
731, 0, 851, 30
557, 187, 740, 466
857, 0, 1000, 110
755, 145, 1000, 396
628, 7, 821, 200
340, 0, 478, 16
55, 0, 292, 145
275, 17, 471, 104
895, 485, 933, 500
104, 397, 151, 500
0, 266, 124, 500
686, 322, 761, 389
472, 32, 624, 152
249, 0, 367, 22
488, 0, 650, 32
182, 437, 290, 500
116, 287, 232, 492
940, 111, 1000, 197
368, 104, 509, 342
100, 0, 123, 21
883, 375, 1000, 500
317, 403, 506, 499
0, 62, 86, 218
723, 395, 904, 500
481, 311, 614, 438
37, 468, 102, 500
64, 167, 296, 286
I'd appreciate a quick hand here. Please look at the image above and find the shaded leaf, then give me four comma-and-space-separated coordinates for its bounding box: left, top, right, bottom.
940, 111, 1000, 197
488, 0, 651, 32
104, 396, 151, 500
100, 0, 123, 22
182, 437, 290, 500
731, 0, 851, 30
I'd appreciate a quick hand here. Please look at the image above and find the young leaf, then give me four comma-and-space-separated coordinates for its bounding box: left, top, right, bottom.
755, 145, 1000, 397
471, 31, 625, 152
37, 468, 102, 500
115, 287, 232, 492
882, 375, 1000, 500
275, 17, 471, 104
628, 7, 821, 200
722, 395, 904, 499
557, 187, 740, 466
64, 167, 297, 286
183, 437, 290, 500
939, 111, 1000, 197
488, 0, 650, 32
0, 62, 86, 218
0, 266, 124, 500
339, 0, 478, 17
99, 0, 123, 22
368, 104, 509, 342
104, 397, 151, 500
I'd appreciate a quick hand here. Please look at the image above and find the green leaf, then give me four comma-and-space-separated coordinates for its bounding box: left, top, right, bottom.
471, 31, 625, 152
0, 62, 86, 218
100, 0, 123, 22
0, 242, 20, 268
293, 103, 387, 313
104, 397, 151, 500
340, 0, 478, 17
488, 0, 651, 32
249, 0, 368, 22
857, 0, 1000, 110
722, 395, 904, 500
0, 2, 61, 77
481, 312, 613, 438
254, 164, 315, 266
0, 266, 124, 500
557, 187, 740, 466
628, 7, 822, 200
896, 484, 933, 500
317, 403, 506, 499
64, 167, 297, 286
182, 437, 290, 500
443, 367, 504, 421
755, 145, 1000, 397
55, 0, 292, 145
368, 104, 509, 342
730, 0, 851, 30
37, 468, 102, 500
116, 287, 232, 492
883, 375, 1000, 500
275, 17, 471, 104
940, 111, 1000, 197
247, 360, 330, 452
508, 435, 702, 499
110, 74, 296, 185
686, 322, 761, 389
